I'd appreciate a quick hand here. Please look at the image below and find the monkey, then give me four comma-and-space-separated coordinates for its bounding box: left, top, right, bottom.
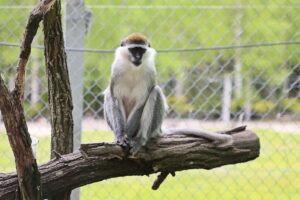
104, 33, 233, 155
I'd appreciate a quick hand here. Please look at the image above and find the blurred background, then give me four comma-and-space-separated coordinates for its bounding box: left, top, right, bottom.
0, 0, 299, 199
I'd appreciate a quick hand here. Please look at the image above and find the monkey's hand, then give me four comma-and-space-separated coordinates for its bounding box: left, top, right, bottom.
116, 135, 130, 150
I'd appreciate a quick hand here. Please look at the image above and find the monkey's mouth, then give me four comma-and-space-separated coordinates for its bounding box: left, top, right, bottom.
129, 46, 145, 67
132, 60, 142, 66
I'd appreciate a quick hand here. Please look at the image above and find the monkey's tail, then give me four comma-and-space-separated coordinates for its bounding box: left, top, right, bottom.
162, 127, 233, 148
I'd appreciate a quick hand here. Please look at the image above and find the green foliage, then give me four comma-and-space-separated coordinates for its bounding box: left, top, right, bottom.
0, 0, 299, 119
252, 100, 276, 114
167, 95, 195, 115
283, 98, 300, 113
23, 102, 48, 120
231, 98, 245, 113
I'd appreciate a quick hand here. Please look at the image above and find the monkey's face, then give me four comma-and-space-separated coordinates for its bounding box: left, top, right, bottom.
118, 33, 153, 67
127, 46, 147, 66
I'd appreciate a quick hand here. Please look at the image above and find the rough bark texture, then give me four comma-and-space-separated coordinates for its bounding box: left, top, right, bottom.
0, 1, 56, 199
43, 1, 74, 199
0, 77, 41, 200
0, 129, 260, 200
44, 0, 73, 158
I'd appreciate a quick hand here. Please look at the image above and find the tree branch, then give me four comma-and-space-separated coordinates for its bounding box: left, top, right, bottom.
14, 0, 56, 102
0, 128, 260, 200
0, 0, 56, 199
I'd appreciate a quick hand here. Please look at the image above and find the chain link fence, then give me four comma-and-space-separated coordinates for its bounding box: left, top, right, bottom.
0, 0, 300, 199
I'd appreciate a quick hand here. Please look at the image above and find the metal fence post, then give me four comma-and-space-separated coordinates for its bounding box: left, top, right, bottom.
222, 74, 232, 122
64, 0, 85, 199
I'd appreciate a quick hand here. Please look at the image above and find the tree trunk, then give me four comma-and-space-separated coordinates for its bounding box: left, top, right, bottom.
43, 0, 74, 199
0, 128, 260, 200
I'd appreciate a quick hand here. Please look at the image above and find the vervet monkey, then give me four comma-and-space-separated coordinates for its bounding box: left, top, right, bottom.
104, 33, 233, 154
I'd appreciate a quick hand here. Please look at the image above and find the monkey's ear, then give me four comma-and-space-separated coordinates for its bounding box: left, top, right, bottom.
120, 40, 125, 47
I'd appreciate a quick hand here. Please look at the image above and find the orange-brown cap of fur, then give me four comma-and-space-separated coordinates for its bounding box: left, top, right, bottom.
120, 33, 151, 47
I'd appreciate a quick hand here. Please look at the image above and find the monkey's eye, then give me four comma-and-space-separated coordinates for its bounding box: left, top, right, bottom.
148, 43, 151, 47
120, 41, 125, 47
128, 47, 146, 56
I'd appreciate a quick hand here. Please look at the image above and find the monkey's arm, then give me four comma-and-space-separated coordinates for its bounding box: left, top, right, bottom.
104, 88, 128, 147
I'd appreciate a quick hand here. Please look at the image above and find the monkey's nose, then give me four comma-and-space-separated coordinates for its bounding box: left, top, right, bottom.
131, 56, 142, 66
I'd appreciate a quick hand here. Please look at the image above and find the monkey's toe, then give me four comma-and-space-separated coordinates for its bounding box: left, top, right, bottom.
116, 137, 130, 150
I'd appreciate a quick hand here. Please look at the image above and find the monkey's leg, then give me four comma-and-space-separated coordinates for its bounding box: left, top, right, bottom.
104, 91, 128, 147
130, 86, 166, 154
125, 105, 144, 138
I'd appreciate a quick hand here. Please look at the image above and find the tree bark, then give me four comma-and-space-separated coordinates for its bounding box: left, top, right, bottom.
0, 128, 260, 200
43, 0, 74, 199
0, 1, 56, 199
0, 77, 41, 200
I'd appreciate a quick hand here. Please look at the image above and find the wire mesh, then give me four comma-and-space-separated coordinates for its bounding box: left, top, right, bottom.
0, 0, 300, 199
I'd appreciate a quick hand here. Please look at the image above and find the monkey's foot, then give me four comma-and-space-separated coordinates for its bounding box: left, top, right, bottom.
116, 136, 130, 150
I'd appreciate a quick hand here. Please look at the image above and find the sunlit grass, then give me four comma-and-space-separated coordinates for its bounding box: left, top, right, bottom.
0, 129, 300, 199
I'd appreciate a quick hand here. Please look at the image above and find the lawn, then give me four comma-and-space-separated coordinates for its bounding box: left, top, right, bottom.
0, 129, 299, 199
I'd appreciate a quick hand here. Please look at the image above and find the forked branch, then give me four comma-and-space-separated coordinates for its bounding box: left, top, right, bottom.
0, 0, 56, 199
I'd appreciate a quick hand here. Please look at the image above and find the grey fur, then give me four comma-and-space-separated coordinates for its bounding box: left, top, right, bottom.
129, 86, 166, 153
104, 35, 233, 155
104, 89, 128, 146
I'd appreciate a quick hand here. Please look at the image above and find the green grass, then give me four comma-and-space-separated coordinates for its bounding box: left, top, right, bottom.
1, 129, 300, 199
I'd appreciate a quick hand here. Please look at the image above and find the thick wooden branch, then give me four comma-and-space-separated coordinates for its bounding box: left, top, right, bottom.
0, 128, 260, 200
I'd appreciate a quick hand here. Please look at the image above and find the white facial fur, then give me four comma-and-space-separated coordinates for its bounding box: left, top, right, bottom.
113, 45, 157, 71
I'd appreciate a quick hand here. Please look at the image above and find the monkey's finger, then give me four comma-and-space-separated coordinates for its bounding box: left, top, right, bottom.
117, 138, 130, 150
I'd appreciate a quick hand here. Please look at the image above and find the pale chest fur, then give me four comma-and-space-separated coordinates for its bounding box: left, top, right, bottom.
112, 64, 155, 118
